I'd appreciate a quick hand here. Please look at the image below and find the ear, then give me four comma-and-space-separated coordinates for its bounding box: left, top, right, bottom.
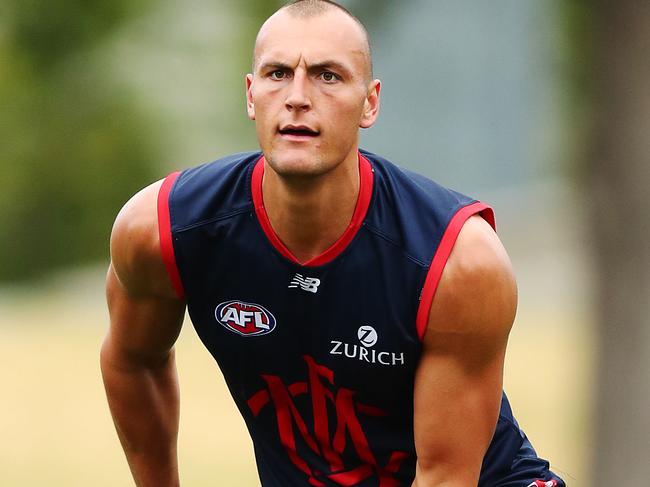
359, 79, 381, 129
246, 74, 255, 120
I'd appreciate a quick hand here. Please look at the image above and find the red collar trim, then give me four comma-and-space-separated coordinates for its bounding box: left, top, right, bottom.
251, 153, 374, 267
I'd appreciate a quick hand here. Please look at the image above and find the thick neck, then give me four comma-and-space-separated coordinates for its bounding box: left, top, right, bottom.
261, 154, 360, 264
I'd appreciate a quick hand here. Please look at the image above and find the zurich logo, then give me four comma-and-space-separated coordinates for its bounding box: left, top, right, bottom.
357, 325, 378, 347
215, 300, 277, 337
330, 325, 404, 366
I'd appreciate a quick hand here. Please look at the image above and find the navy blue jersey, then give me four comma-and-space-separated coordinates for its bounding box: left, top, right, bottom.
158, 150, 565, 487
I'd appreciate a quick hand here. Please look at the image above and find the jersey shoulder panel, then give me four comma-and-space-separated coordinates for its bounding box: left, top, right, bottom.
169, 151, 262, 233
360, 149, 477, 266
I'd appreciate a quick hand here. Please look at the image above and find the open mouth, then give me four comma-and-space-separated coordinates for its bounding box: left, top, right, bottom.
279, 126, 320, 137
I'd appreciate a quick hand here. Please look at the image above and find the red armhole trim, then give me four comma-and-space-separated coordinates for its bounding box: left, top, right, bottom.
157, 172, 185, 299
415, 202, 495, 341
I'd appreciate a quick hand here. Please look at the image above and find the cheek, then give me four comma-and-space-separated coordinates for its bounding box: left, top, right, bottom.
329, 98, 366, 131
327, 90, 366, 119
251, 99, 274, 130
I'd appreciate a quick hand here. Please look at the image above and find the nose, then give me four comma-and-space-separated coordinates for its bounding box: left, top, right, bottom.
285, 71, 311, 112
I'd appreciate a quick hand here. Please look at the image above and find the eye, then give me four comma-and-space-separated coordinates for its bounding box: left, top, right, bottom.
269, 70, 287, 80
320, 71, 340, 83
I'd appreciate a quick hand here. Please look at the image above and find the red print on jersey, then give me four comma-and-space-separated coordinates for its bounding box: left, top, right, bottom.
215, 300, 276, 337
247, 356, 408, 486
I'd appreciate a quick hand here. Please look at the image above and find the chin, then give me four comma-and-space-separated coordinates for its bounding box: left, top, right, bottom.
265, 150, 330, 178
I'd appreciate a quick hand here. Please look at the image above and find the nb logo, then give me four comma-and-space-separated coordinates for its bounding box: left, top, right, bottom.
288, 273, 321, 293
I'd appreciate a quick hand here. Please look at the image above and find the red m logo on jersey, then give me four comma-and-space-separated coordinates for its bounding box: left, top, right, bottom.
247, 356, 408, 486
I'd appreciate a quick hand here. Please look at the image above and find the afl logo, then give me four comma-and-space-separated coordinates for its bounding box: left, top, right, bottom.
357, 325, 378, 347
215, 300, 276, 337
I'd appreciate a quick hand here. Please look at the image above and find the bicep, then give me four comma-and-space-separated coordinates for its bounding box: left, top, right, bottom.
103, 180, 186, 367
105, 264, 185, 367
412, 329, 508, 484
412, 216, 516, 485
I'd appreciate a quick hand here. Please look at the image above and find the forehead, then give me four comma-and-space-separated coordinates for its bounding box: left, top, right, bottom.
254, 10, 368, 75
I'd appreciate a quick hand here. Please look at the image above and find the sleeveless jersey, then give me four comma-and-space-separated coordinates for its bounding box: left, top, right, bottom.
158, 150, 565, 487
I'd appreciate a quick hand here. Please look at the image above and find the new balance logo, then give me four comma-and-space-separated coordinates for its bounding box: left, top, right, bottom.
288, 273, 321, 293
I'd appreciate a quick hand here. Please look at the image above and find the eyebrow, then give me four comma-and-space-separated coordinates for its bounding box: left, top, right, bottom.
308, 60, 353, 78
258, 60, 354, 78
258, 61, 291, 72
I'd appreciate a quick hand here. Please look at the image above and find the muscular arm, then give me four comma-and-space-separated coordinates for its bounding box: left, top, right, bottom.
412, 215, 517, 486
100, 181, 186, 487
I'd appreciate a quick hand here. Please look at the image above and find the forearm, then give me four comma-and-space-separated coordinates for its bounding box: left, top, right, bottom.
101, 340, 180, 487
411, 462, 479, 487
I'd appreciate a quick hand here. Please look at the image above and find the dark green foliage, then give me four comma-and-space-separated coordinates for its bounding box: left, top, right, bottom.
8, 0, 148, 73
0, 0, 157, 281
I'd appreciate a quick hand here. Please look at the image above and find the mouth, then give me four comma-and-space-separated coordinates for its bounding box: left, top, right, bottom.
278, 125, 320, 138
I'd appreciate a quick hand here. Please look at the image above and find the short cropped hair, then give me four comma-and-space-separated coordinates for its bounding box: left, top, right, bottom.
282, 0, 358, 19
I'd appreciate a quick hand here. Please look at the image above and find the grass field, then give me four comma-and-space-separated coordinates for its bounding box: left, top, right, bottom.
0, 269, 592, 486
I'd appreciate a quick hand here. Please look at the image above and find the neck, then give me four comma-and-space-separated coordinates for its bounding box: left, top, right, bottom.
262, 152, 361, 264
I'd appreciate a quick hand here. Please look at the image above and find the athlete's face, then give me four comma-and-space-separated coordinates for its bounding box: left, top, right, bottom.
246, 9, 380, 178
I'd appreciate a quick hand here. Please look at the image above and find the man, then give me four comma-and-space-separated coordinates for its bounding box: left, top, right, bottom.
101, 1, 565, 486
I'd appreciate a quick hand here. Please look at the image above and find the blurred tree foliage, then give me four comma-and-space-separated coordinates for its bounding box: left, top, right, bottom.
562, 0, 650, 483
0, 0, 158, 282
564, 0, 650, 484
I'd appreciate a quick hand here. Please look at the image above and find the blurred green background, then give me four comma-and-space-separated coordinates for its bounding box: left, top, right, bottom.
2, 1, 648, 485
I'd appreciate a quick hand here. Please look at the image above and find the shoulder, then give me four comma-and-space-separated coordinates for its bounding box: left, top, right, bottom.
110, 179, 177, 299
175, 151, 261, 193
169, 151, 262, 226
362, 149, 460, 198
425, 215, 517, 348
362, 151, 480, 263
